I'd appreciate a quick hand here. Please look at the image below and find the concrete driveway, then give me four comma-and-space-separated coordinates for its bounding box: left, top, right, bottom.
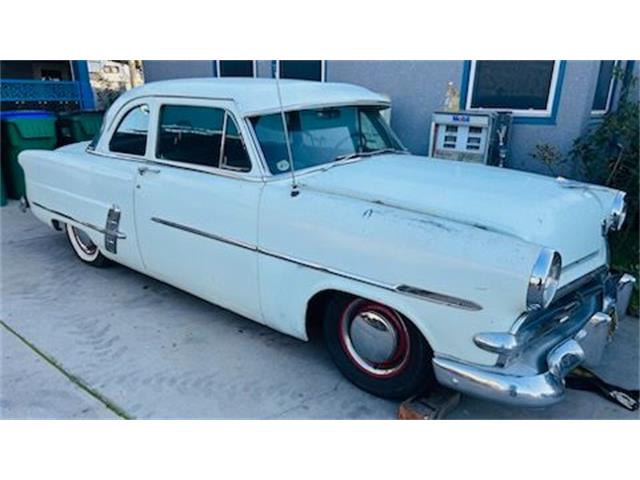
1, 202, 638, 419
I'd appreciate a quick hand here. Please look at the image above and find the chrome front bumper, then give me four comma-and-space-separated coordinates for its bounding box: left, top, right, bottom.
433, 273, 636, 407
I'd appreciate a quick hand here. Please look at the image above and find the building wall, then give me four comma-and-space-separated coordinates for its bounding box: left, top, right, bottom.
504, 60, 600, 177
142, 61, 215, 81
326, 61, 463, 157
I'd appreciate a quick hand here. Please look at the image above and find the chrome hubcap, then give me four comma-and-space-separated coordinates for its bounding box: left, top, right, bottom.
349, 311, 398, 364
73, 227, 97, 255
339, 300, 410, 378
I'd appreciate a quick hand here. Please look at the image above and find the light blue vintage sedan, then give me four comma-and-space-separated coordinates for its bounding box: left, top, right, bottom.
19, 78, 635, 405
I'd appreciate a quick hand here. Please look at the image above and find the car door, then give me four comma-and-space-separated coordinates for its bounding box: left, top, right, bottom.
133, 98, 264, 322
64, 99, 151, 273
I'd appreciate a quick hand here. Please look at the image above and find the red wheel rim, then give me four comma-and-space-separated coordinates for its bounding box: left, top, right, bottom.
338, 299, 410, 378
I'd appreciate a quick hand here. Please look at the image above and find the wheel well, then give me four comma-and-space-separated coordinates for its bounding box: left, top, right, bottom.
305, 289, 433, 352
305, 289, 353, 342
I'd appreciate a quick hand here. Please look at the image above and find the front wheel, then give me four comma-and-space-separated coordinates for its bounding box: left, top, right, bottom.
323, 295, 435, 399
65, 224, 109, 267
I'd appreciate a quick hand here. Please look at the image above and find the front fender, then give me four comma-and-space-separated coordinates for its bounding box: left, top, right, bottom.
258, 180, 544, 365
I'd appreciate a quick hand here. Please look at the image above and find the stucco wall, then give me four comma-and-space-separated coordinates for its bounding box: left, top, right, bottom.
143, 61, 214, 81
326, 60, 463, 158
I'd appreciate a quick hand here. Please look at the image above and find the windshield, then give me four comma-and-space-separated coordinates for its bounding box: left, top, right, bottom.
250, 105, 404, 174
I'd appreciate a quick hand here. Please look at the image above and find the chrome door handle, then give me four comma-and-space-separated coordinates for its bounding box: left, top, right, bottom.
138, 166, 161, 175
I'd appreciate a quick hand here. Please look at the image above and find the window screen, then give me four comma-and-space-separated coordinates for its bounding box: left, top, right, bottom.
592, 61, 616, 112
279, 61, 323, 81
470, 61, 556, 110
109, 105, 149, 156
219, 60, 254, 77
157, 105, 224, 167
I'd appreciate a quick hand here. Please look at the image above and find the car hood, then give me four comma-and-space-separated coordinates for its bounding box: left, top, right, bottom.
300, 154, 618, 274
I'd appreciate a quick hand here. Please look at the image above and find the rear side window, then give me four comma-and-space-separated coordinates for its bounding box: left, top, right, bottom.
109, 105, 149, 156
157, 105, 251, 172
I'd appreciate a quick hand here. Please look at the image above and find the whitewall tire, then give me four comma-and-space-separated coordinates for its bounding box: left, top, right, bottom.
65, 224, 108, 267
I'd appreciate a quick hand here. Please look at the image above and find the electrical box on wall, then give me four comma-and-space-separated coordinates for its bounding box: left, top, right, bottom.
428, 110, 512, 166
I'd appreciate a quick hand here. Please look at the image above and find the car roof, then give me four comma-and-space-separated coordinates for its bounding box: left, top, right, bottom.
112, 78, 389, 116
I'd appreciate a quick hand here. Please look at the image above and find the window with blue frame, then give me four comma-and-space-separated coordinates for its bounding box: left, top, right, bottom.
591, 60, 618, 115
465, 61, 561, 118
277, 61, 324, 81
217, 60, 254, 77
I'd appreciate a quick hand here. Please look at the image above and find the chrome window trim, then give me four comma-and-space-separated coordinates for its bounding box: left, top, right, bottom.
219, 111, 229, 168
144, 158, 264, 183
88, 149, 147, 164
243, 100, 390, 120
150, 216, 482, 311
247, 102, 402, 180
155, 102, 255, 175
107, 102, 151, 158
87, 149, 264, 183
243, 117, 271, 176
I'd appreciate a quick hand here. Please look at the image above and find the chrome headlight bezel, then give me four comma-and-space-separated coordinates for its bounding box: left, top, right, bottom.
527, 248, 562, 310
608, 191, 627, 232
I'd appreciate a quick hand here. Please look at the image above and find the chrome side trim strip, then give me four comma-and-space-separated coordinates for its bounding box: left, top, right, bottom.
395, 284, 482, 311
32, 202, 126, 239
151, 217, 482, 311
150, 217, 256, 252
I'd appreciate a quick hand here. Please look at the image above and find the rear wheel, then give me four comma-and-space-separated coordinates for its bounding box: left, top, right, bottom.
323, 295, 435, 399
65, 224, 108, 267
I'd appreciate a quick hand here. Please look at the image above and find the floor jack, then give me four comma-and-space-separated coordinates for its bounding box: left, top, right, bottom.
565, 366, 639, 411
398, 367, 639, 419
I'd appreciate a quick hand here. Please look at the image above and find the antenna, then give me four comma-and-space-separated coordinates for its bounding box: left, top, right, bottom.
275, 74, 299, 197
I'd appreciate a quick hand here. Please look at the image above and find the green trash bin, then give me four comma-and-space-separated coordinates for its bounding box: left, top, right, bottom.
57, 111, 104, 146
1, 111, 58, 200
